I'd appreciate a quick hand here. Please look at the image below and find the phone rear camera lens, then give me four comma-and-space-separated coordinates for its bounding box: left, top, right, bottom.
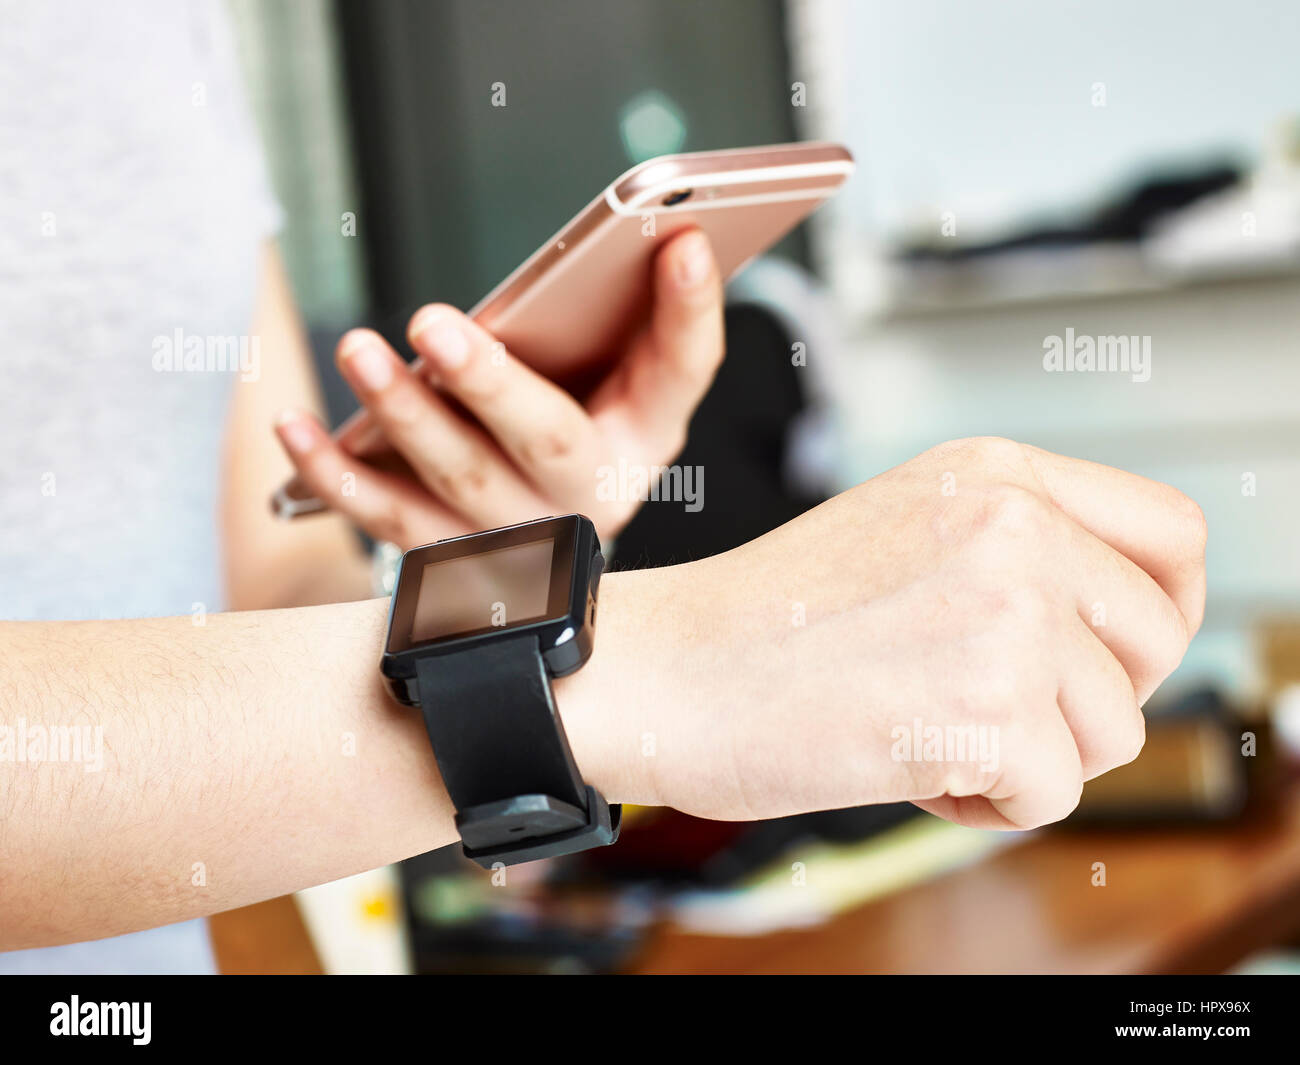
662, 188, 693, 206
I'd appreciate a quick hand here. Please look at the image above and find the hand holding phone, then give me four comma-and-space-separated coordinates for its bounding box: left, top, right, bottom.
272, 142, 853, 540
273, 228, 727, 548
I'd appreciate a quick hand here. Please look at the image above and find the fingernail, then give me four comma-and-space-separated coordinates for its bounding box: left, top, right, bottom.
275, 409, 316, 453
413, 315, 471, 372
344, 342, 393, 391
675, 232, 711, 287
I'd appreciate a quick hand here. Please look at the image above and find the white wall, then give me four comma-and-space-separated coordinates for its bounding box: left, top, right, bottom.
822, 273, 1300, 695
826, 0, 1300, 241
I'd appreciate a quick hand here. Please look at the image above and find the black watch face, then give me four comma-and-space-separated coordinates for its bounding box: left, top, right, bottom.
385, 516, 580, 654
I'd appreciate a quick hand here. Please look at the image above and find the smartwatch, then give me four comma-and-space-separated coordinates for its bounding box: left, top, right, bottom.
380, 514, 620, 867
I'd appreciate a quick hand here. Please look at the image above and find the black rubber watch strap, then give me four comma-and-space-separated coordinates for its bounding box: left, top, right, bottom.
415, 637, 621, 865
415, 634, 587, 812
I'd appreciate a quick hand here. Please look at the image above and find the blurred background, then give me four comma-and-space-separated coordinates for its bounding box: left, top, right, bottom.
212, 0, 1300, 974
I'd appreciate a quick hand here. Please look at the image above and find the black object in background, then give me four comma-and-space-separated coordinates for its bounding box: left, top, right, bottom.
611, 302, 820, 567
332, 0, 806, 334
901, 162, 1243, 262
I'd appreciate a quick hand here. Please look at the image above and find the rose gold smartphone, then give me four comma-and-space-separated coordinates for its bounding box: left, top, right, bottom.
272, 141, 853, 518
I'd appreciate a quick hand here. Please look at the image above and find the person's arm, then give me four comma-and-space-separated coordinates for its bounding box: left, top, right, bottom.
0, 437, 1206, 951
0, 583, 661, 951
219, 242, 372, 610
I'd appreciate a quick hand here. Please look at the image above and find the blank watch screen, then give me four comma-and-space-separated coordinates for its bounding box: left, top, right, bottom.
409, 537, 555, 644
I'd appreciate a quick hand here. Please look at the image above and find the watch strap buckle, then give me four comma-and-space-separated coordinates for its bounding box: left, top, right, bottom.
456, 786, 621, 868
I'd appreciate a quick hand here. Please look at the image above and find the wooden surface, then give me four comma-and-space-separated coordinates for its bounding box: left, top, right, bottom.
633, 784, 1300, 974
209, 783, 1300, 975
208, 894, 322, 975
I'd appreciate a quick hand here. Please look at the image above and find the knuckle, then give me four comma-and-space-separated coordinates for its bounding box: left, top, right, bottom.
456, 362, 507, 404
675, 344, 723, 396
1152, 628, 1189, 684
1166, 602, 1194, 655
1089, 688, 1146, 775
301, 452, 345, 499
964, 656, 1035, 723
914, 760, 985, 803
295, 445, 331, 481
935, 763, 985, 800
520, 427, 576, 468
937, 435, 1030, 475
969, 586, 1055, 659
966, 677, 1018, 728
1119, 713, 1147, 766
1002, 582, 1055, 628
1173, 491, 1208, 555
1018, 764, 1084, 829
971, 482, 1055, 546
378, 385, 425, 432
1138, 601, 1193, 681
1174, 604, 1194, 650
1049, 775, 1086, 826
1011, 794, 1081, 833
430, 462, 490, 508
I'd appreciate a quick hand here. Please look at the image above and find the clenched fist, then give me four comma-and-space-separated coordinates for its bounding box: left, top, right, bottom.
560, 437, 1207, 831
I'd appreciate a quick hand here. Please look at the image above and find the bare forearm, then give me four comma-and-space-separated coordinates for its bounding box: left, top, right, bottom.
220, 241, 376, 612
0, 598, 451, 949
0, 572, 666, 951
230, 542, 374, 609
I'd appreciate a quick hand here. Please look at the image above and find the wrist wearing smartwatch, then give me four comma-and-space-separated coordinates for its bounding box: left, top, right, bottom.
380, 514, 620, 867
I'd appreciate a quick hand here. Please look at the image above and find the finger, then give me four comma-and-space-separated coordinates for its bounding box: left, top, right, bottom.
1057, 617, 1145, 780
274, 407, 462, 547
1022, 444, 1208, 636
1058, 515, 1192, 705
405, 307, 602, 498
591, 228, 724, 453
335, 328, 544, 528
913, 709, 1084, 831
